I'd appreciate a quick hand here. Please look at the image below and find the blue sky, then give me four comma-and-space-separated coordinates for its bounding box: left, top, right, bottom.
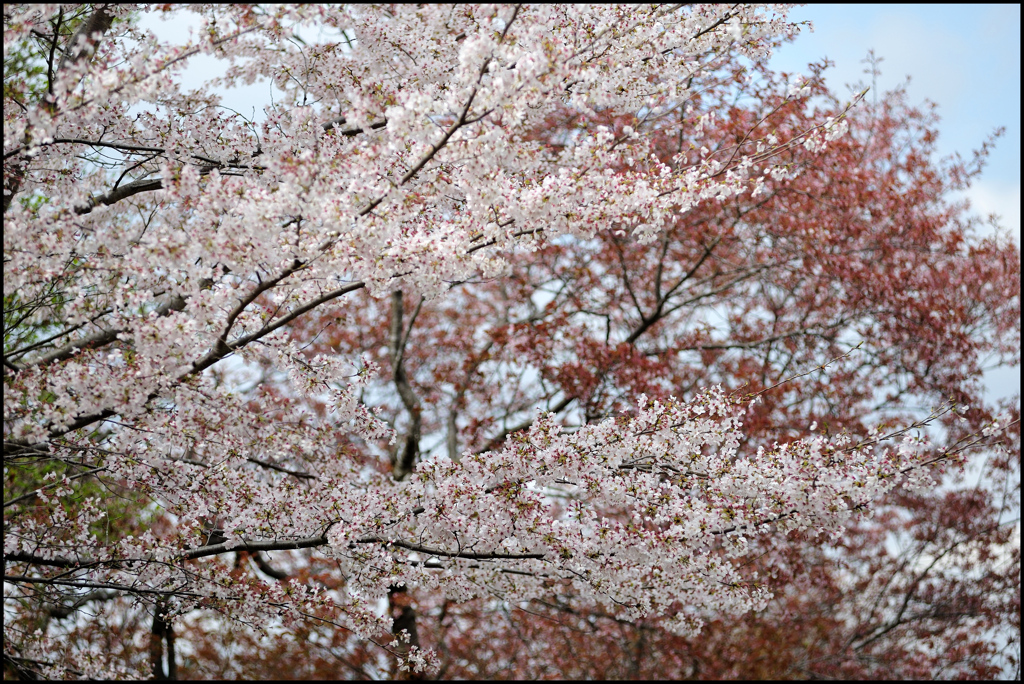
769, 4, 1021, 246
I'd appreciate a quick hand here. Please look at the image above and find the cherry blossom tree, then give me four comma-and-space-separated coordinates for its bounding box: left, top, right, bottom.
4, 4, 1018, 679
167, 58, 1021, 680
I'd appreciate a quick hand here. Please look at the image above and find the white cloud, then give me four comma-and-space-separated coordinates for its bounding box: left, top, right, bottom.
960, 180, 1022, 246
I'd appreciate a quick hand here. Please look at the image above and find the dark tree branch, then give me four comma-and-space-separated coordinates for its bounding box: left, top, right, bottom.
390, 291, 423, 481
250, 551, 289, 580
57, 5, 114, 72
